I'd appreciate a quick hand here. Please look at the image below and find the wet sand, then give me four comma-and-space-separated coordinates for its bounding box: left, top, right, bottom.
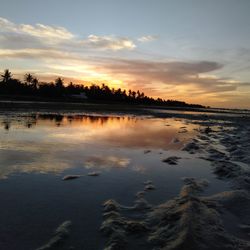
100, 108, 250, 250
0, 103, 249, 249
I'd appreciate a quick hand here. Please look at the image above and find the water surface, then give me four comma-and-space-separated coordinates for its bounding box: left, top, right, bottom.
0, 112, 230, 250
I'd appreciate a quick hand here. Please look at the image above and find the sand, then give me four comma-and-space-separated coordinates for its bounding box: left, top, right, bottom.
36, 220, 72, 250
1, 103, 249, 249
101, 111, 250, 249
101, 177, 250, 250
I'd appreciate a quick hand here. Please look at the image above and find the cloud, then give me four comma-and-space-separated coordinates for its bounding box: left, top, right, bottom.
138, 35, 157, 42
0, 40, 244, 97
239, 82, 250, 87
85, 155, 130, 169
0, 17, 249, 107
0, 17, 137, 51
20, 23, 74, 40
98, 58, 227, 88
81, 35, 136, 51
0, 46, 242, 96
0, 48, 82, 61
0, 17, 74, 44
0, 17, 17, 31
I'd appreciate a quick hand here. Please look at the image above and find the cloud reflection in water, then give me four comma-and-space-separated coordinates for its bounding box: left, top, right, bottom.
0, 114, 196, 178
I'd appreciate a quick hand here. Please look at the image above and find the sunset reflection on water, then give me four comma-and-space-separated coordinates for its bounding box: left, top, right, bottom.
0, 113, 196, 178
0, 113, 230, 250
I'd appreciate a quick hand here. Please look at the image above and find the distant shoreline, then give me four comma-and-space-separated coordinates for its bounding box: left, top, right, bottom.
0, 98, 249, 117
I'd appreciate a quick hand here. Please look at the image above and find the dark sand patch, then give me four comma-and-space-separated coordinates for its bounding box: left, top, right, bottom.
62, 175, 81, 181
87, 171, 101, 176
162, 156, 181, 165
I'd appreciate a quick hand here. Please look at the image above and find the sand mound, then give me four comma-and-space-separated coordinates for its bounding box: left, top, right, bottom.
36, 220, 72, 250
101, 178, 250, 250
162, 156, 181, 165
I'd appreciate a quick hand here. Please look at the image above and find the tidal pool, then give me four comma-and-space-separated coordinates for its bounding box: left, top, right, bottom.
0, 112, 230, 250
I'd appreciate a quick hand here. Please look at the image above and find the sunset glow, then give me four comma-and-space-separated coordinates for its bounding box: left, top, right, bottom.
1, 0, 250, 108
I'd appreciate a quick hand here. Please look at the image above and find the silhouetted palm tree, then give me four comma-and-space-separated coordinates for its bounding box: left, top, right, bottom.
32, 77, 38, 89
0, 69, 204, 108
24, 73, 33, 85
55, 77, 64, 88
1, 69, 12, 83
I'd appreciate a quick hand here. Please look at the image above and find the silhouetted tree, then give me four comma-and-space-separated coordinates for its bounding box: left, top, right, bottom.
55, 77, 64, 88
0, 69, 205, 108
1, 69, 12, 83
32, 77, 38, 90
24, 73, 33, 85
131, 91, 136, 99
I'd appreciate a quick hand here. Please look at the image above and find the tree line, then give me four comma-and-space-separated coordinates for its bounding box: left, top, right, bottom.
0, 69, 204, 108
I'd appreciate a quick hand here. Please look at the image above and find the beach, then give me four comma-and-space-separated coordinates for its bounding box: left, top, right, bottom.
0, 103, 249, 249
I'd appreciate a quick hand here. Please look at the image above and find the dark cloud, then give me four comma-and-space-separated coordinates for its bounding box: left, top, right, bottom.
96, 58, 239, 93
238, 82, 250, 87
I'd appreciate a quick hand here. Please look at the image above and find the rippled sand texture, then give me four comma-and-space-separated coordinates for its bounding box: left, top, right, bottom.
101, 112, 250, 250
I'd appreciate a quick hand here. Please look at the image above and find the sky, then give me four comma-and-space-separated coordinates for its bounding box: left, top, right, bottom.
0, 0, 250, 108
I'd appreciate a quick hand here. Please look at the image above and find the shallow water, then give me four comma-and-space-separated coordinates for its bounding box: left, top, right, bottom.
0, 112, 231, 250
